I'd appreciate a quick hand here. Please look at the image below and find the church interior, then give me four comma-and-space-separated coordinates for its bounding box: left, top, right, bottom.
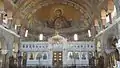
0, 0, 120, 68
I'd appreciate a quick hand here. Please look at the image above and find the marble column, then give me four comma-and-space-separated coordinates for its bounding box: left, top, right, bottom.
102, 19, 106, 29
101, 9, 106, 29
94, 19, 99, 34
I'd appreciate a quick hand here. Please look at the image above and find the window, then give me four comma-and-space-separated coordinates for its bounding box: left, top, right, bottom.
74, 34, 78, 41
106, 15, 110, 23
88, 30, 91, 37
25, 30, 28, 37
111, 6, 117, 18
14, 25, 17, 30
39, 34, 43, 40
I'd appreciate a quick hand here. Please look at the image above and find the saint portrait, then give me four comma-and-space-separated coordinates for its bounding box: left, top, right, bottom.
47, 8, 72, 29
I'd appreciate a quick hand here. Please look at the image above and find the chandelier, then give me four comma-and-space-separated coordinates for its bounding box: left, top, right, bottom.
48, 31, 67, 44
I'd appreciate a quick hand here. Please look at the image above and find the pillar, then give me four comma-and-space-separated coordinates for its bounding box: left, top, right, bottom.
16, 19, 21, 35
1, 38, 7, 68
100, 9, 107, 67
101, 9, 106, 29
0, 13, 3, 25
5, 34, 14, 68
7, 11, 13, 29
102, 19, 106, 29
94, 19, 99, 34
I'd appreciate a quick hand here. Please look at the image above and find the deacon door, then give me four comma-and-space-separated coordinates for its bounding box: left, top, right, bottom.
53, 51, 63, 68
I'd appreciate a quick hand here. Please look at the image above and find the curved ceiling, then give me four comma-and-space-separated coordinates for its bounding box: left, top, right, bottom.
13, 0, 93, 20
6, 0, 107, 41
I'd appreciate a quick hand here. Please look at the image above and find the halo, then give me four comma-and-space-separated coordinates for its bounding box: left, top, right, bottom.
54, 8, 64, 15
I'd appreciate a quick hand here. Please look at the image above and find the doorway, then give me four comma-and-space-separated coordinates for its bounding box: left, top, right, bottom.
53, 51, 63, 68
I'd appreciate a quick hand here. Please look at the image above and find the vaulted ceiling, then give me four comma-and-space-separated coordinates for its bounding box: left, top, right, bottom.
4, 0, 108, 41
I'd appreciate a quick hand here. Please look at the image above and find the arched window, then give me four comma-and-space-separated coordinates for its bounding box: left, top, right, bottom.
111, 6, 117, 18
106, 15, 110, 23
74, 34, 78, 41
39, 34, 43, 40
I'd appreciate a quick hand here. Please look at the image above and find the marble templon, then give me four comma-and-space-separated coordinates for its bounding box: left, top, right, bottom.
20, 41, 95, 67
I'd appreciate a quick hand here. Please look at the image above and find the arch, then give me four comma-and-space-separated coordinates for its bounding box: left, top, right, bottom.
14, 0, 93, 24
